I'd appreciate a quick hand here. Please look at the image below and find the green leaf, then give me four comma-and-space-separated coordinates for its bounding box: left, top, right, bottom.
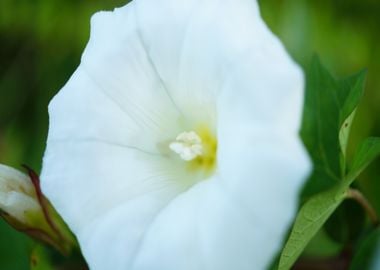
338, 70, 367, 126
280, 58, 368, 270
346, 137, 380, 185
278, 184, 347, 270
301, 57, 342, 196
339, 110, 356, 159
300, 57, 366, 197
339, 70, 366, 159
350, 228, 380, 270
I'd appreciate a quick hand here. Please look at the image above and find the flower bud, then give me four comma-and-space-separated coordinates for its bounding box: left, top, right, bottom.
0, 164, 76, 255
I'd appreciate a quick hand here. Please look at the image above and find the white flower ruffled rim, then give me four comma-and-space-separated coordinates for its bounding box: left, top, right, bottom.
41, 0, 311, 269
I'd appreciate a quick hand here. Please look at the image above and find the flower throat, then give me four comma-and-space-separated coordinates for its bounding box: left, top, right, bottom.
169, 126, 217, 175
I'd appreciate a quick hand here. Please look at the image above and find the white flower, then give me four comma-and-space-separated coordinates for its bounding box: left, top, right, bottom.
41, 0, 310, 269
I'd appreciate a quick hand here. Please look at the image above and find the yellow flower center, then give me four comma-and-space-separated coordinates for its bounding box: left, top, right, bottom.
169, 126, 217, 175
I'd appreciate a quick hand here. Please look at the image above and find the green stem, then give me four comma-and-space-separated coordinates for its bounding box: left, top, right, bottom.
346, 188, 379, 226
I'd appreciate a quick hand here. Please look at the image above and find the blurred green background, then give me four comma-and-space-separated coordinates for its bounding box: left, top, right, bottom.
0, 0, 379, 269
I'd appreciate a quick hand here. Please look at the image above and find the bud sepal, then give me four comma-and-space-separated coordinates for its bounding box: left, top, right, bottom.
0, 164, 76, 255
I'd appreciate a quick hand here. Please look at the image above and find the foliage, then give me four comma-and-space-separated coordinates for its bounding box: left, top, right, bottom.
279, 58, 380, 269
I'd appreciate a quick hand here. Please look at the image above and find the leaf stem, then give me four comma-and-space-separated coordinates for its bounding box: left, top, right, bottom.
346, 188, 379, 226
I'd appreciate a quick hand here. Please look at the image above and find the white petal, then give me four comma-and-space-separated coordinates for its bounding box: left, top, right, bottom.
129, 177, 272, 270
128, 121, 310, 270
47, 3, 183, 154
42, 140, 191, 231
135, 0, 299, 125
134, 2, 309, 267
130, 129, 310, 270
212, 35, 309, 264
41, 4, 191, 269
42, 3, 194, 255
42, 139, 198, 269
218, 128, 310, 265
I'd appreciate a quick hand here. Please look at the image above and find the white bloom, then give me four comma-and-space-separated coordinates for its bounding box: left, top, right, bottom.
41, 0, 310, 269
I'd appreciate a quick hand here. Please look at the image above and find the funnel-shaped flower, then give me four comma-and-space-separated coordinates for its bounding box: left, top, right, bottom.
41, 0, 310, 269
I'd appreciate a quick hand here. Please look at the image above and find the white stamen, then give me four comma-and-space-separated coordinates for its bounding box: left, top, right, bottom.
169, 131, 203, 161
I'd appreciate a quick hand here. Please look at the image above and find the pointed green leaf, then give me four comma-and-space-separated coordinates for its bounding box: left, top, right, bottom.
301, 57, 342, 196
339, 70, 367, 125
278, 184, 347, 270
339, 70, 366, 159
346, 137, 380, 185
339, 110, 356, 159
281, 58, 368, 270
301, 57, 367, 197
